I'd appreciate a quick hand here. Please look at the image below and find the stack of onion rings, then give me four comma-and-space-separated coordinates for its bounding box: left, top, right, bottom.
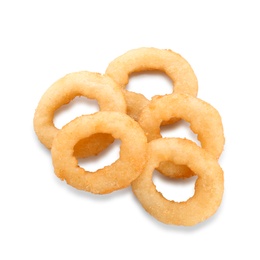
34, 47, 225, 226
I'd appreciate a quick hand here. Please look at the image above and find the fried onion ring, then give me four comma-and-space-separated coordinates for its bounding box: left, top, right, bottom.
131, 138, 224, 226
33, 71, 126, 158
51, 111, 148, 194
105, 47, 198, 122
138, 93, 225, 178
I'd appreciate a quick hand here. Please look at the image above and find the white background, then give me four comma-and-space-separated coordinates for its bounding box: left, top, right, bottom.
1, 0, 260, 259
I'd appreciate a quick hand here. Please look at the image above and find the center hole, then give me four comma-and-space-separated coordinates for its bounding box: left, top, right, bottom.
77, 139, 121, 172
126, 71, 173, 100
54, 96, 99, 129
152, 170, 197, 202
160, 120, 201, 146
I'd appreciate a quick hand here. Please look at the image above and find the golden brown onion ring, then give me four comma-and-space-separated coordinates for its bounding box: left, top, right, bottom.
33, 71, 126, 158
131, 138, 224, 226
138, 93, 225, 178
105, 47, 198, 123
51, 111, 148, 194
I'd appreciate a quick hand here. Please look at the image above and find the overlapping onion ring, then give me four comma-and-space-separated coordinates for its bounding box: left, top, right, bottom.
105, 47, 198, 123
51, 111, 148, 194
138, 93, 225, 178
131, 138, 224, 226
33, 71, 126, 158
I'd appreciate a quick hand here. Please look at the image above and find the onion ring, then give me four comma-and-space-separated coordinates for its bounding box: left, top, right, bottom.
138, 93, 225, 178
51, 111, 148, 194
105, 47, 198, 122
131, 138, 224, 226
33, 71, 126, 158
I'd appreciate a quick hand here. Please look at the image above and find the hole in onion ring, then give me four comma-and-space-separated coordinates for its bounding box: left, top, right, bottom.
126, 71, 173, 100
54, 96, 100, 129
160, 120, 201, 146
152, 170, 198, 202
77, 139, 122, 172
